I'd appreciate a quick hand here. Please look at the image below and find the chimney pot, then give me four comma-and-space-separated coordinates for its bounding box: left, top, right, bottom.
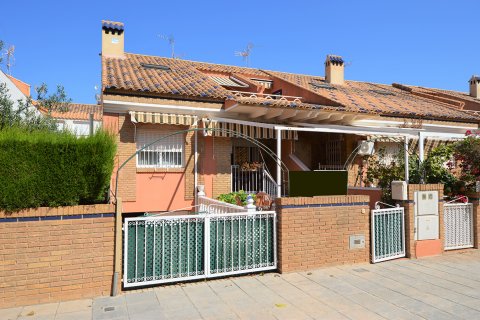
469, 75, 480, 98
325, 54, 345, 85
101, 20, 125, 58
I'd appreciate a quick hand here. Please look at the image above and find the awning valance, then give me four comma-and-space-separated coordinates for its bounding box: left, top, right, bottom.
128, 111, 297, 140
204, 120, 298, 140
129, 111, 197, 126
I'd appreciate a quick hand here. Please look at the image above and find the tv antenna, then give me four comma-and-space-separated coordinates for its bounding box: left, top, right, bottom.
159, 34, 176, 58
235, 43, 254, 67
4, 45, 15, 74
94, 85, 100, 103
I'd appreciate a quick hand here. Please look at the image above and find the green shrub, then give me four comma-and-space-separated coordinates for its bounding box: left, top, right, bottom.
0, 128, 116, 212
217, 191, 256, 206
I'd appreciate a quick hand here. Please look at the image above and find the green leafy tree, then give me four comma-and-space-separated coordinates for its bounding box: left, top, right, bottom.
0, 82, 71, 131
365, 144, 458, 202
454, 136, 480, 192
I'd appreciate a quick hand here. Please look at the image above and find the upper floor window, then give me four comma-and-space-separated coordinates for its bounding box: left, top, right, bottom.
136, 129, 184, 168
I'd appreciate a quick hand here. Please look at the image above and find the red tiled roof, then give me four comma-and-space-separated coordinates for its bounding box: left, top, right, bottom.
6, 74, 31, 96
102, 53, 479, 122
43, 103, 102, 121
267, 71, 478, 121
397, 84, 480, 108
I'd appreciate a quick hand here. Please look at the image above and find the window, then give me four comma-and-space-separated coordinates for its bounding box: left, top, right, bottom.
136, 129, 184, 168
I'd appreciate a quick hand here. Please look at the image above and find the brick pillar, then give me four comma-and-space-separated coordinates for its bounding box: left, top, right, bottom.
468, 192, 480, 249
401, 184, 444, 258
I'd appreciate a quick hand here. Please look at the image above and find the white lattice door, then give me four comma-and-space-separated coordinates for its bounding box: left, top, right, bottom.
443, 203, 474, 250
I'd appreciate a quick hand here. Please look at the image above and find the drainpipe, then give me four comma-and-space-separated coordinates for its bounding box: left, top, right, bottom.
276, 129, 282, 197
112, 196, 122, 296
194, 119, 198, 207
404, 136, 409, 183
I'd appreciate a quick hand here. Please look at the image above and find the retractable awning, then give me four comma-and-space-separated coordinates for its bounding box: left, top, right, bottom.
129, 111, 197, 126
203, 119, 297, 140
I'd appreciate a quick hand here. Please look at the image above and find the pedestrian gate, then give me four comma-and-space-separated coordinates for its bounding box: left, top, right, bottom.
371, 206, 406, 263
444, 203, 474, 250
123, 211, 276, 288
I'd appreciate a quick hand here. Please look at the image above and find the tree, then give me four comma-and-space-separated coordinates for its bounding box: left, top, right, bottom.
0, 82, 71, 131
365, 144, 459, 202
454, 136, 480, 192
0, 40, 3, 65
0, 38, 71, 131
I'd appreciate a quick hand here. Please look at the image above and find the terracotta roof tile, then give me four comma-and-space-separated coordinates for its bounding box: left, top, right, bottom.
44, 103, 102, 121
267, 71, 478, 121
102, 53, 479, 122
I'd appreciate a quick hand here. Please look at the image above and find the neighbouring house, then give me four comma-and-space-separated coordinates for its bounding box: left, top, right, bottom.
100, 20, 480, 214
46, 103, 102, 136
1, 70, 102, 135
0, 69, 34, 112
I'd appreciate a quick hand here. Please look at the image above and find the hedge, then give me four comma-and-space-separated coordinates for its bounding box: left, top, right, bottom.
0, 128, 116, 212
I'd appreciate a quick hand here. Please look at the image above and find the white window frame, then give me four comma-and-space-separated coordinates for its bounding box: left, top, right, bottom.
136, 128, 185, 169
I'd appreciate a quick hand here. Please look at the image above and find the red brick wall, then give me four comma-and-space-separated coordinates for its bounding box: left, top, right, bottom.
275, 195, 370, 273
348, 187, 382, 209
0, 205, 115, 308
400, 184, 444, 258
467, 192, 480, 249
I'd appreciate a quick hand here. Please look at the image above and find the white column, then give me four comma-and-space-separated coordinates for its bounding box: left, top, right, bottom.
276, 129, 282, 198
404, 136, 409, 183
418, 132, 425, 184
418, 132, 425, 162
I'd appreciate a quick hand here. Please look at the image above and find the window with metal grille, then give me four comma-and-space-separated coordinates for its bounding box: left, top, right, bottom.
136, 129, 184, 168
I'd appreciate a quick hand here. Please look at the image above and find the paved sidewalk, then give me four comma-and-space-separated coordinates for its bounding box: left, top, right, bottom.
2, 250, 480, 320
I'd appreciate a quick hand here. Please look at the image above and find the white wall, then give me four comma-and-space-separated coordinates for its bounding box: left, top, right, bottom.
56, 119, 102, 137
0, 70, 40, 117
0, 70, 28, 110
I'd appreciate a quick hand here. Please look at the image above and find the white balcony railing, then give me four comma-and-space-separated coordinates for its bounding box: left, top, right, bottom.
231, 165, 277, 198
197, 195, 245, 214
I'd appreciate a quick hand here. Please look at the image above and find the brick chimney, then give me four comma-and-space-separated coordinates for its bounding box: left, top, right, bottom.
469, 75, 480, 98
101, 20, 124, 58
325, 55, 344, 85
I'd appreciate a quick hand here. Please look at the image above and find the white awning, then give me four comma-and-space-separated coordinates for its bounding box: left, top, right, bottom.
129, 111, 197, 126
203, 119, 297, 140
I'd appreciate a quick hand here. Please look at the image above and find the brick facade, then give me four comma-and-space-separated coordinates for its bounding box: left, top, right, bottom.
0, 205, 115, 308
212, 138, 232, 198
399, 184, 444, 258
116, 113, 137, 201
467, 192, 480, 249
275, 195, 370, 273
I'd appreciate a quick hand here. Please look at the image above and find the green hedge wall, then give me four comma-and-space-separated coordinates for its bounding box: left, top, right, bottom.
0, 128, 116, 212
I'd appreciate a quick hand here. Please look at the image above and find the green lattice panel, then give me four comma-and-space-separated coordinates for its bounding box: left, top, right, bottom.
210, 215, 274, 274
126, 218, 205, 284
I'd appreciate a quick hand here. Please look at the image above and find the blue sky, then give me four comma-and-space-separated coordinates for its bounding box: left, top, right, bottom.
0, 0, 478, 104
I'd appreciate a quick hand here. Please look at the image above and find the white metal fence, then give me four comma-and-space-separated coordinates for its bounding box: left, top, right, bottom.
124, 211, 277, 288
197, 195, 245, 214
444, 203, 474, 250
371, 207, 406, 263
231, 165, 277, 198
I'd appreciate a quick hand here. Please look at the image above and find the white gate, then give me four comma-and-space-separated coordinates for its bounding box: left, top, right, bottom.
444, 203, 474, 250
123, 211, 277, 288
371, 206, 406, 263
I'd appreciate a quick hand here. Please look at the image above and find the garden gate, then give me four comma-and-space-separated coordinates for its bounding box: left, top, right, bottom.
443, 202, 474, 250
123, 211, 276, 288
371, 205, 406, 263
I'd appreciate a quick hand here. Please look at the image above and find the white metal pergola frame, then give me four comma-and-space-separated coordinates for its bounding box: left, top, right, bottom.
211, 117, 469, 197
